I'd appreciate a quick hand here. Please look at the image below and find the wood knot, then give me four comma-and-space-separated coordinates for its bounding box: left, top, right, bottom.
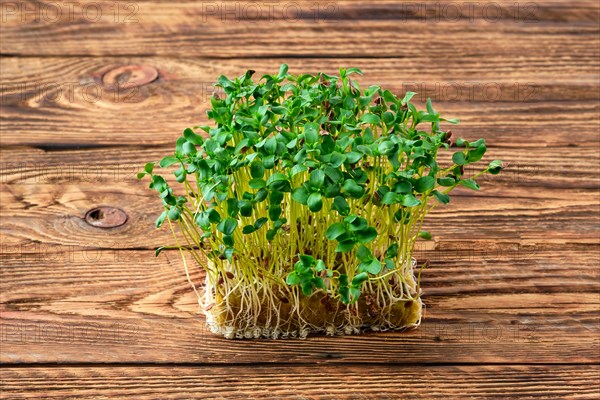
102, 65, 158, 89
85, 206, 128, 228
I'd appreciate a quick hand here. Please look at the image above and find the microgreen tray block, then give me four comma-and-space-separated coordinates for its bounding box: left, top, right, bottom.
140, 65, 503, 339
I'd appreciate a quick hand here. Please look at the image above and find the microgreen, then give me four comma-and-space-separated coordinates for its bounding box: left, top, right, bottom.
140, 65, 503, 335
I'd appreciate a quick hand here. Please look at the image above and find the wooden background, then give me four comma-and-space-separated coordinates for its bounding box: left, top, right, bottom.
1, 1, 599, 398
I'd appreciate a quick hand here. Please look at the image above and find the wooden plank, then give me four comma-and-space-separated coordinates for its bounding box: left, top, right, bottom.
1, 1, 598, 57
2, 145, 597, 188
1, 245, 598, 364
1, 365, 599, 399
1, 135, 598, 252
1, 179, 598, 248
1, 177, 598, 248
1, 57, 598, 146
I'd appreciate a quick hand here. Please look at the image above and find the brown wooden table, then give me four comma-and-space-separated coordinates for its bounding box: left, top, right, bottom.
1, 1, 599, 398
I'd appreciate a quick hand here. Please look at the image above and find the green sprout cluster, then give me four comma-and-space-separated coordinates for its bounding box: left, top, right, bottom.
140, 64, 502, 320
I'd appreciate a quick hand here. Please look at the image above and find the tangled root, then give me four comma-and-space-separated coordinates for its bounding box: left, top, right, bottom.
199, 258, 423, 339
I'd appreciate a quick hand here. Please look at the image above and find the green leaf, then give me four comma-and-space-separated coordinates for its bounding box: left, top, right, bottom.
385, 259, 395, 270
401, 91, 416, 105
264, 137, 277, 154
382, 192, 400, 205
167, 207, 180, 221
155, 211, 167, 228
347, 216, 368, 232
452, 152, 468, 165
144, 162, 155, 174
159, 156, 179, 168
223, 247, 234, 261
250, 160, 265, 179
263, 155, 276, 169
339, 274, 349, 287
286, 272, 301, 285
323, 182, 341, 198
238, 200, 253, 217
346, 151, 362, 164
217, 218, 237, 235
355, 227, 377, 244
273, 218, 286, 230
309, 169, 325, 189
348, 287, 361, 303
182, 142, 197, 155
460, 179, 480, 190
385, 243, 399, 258
394, 180, 412, 194
254, 188, 268, 203
383, 90, 396, 103
226, 198, 239, 217
249, 178, 266, 189
313, 277, 326, 290
307, 192, 323, 212
382, 111, 395, 126
432, 190, 450, 204
414, 176, 435, 193
299, 254, 315, 268
426, 98, 436, 115
468, 144, 487, 162
266, 228, 277, 241
207, 208, 221, 223
242, 225, 257, 234
325, 222, 346, 240
339, 286, 350, 304
301, 281, 313, 296
365, 259, 382, 274
332, 196, 350, 215
360, 113, 381, 124
352, 272, 369, 286
291, 163, 307, 177
291, 187, 310, 205
223, 234, 234, 247
356, 245, 372, 262
315, 260, 327, 272
378, 140, 395, 155
418, 231, 432, 240
254, 217, 268, 229
401, 194, 421, 207
336, 240, 356, 253
471, 138, 486, 148
267, 173, 291, 192
342, 179, 364, 198
304, 122, 320, 146
437, 177, 456, 187
183, 128, 204, 145
217, 75, 235, 89
277, 63, 289, 79
346, 67, 364, 76
488, 160, 504, 175
269, 204, 282, 221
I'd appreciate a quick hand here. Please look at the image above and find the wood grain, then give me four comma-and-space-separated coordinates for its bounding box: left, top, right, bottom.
1, 143, 598, 366
1, 57, 599, 146
1, 0, 599, 396
1, 365, 599, 399
2, 176, 598, 248
1, 1, 599, 57
1, 244, 598, 363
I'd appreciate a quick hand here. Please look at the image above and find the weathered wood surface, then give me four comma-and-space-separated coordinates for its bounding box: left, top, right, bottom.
1, 57, 599, 146
1, 0, 599, 397
1, 365, 599, 400
1, 247, 599, 363
1, 1, 598, 57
